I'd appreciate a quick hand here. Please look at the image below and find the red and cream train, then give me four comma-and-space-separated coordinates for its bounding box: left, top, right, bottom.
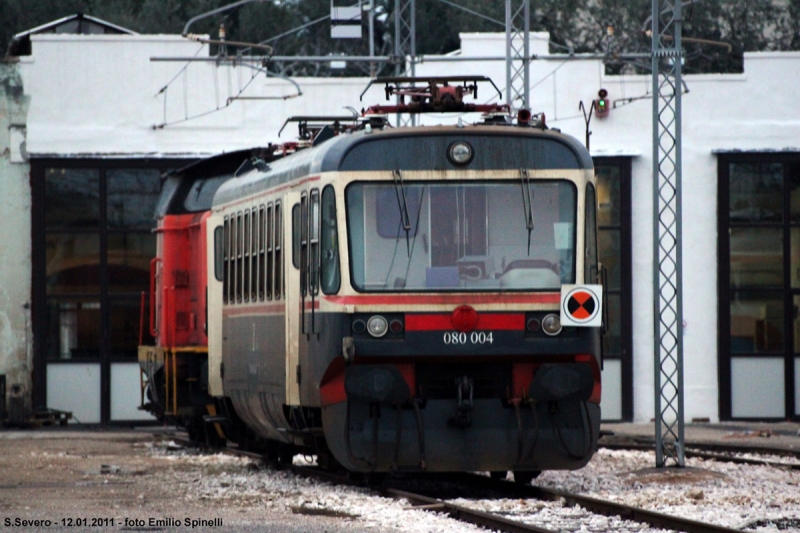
139, 78, 605, 482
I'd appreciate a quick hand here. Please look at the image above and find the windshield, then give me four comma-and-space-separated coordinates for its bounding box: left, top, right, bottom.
346, 180, 576, 292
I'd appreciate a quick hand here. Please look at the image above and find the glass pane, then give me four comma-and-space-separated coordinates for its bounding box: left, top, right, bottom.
789, 164, 800, 223
107, 232, 155, 293
46, 233, 101, 294
346, 180, 576, 291
107, 169, 161, 229
729, 162, 783, 222
730, 291, 784, 353
321, 186, 341, 294
794, 295, 800, 353
602, 293, 622, 356
109, 299, 153, 359
731, 357, 785, 418
46, 299, 101, 360
45, 168, 100, 228
598, 230, 620, 291
595, 165, 620, 227
791, 228, 800, 289
730, 227, 783, 288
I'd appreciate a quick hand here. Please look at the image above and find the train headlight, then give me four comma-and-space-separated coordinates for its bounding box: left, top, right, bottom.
367, 315, 389, 338
542, 314, 562, 336
447, 141, 474, 166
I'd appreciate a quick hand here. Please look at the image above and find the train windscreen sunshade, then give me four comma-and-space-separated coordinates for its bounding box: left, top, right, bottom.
346, 180, 576, 291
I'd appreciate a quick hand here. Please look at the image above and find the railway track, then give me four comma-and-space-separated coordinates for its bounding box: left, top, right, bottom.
600, 440, 800, 471
168, 436, 756, 533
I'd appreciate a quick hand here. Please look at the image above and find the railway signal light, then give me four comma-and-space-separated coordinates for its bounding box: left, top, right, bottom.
595, 89, 610, 118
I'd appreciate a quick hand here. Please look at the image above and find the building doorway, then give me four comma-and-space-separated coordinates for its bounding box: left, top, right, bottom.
594, 157, 633, 421
718, 153, 800, 420
31, 158, 193, 424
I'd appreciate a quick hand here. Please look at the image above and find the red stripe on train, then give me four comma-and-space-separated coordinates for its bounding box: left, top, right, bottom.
405, 313, 525, 331
323, 293, 559, 306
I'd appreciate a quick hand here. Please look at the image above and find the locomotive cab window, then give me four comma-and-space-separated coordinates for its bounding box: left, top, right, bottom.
309, 189, 321, 295
585, 183, 598, 284
300, 193, 309, 297
346, 180, 576, 292
321, 185, 341, 294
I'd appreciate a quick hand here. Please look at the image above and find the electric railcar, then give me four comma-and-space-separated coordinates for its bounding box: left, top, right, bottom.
203, 80, 605, 479
138, 148, 271, 444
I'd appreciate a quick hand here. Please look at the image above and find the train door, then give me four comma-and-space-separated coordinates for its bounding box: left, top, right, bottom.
206, 211, 224, 397
285, 191, 302, 405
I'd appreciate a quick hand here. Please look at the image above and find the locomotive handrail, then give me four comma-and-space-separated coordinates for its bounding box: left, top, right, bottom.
149, 258, 161, 338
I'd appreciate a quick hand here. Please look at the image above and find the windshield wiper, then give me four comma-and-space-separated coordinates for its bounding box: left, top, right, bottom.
519, 168, 535, 255
393, 169, 413, 256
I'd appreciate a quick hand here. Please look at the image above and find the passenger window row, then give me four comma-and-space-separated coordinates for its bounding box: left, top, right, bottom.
222, 201, 283, 305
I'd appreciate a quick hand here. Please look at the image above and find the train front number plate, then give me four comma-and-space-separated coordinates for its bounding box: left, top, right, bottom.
443, 331, 494, 345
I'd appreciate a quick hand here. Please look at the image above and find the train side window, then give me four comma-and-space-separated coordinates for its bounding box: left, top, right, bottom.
320, 185, 341, 294
292, 203, 301, 269
243, 209, 251, 302
309, 189, 320, 296
214, 225, 224, 283
266, 203, 273, 300
222, 217, 229, 304
229, 214, 236, 304
236, 212, 243, 303
585, 183, 598, 284
275, 201, 282, 300
251, 207, 259, 302
300, 193, 309, 297
259, 205, 266, 301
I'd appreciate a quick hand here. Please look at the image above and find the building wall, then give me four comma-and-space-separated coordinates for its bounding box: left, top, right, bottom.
20, 34, 386, 158
0, 61, 31, 421
12, 30, 800, 423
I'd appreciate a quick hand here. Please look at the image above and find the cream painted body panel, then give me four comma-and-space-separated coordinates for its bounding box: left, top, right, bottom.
206, 211, 224, 397
284, 190, 302, 406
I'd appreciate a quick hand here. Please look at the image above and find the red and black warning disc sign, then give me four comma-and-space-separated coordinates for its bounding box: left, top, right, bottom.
560, 285, 603, 327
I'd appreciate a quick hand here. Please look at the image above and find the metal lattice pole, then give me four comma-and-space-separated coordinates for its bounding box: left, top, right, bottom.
394, 0, 415, 126
505, 0, 530, 111
652, 0, 685, 468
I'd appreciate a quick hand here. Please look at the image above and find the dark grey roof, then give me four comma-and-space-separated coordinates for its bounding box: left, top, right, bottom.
213, 125, 593, 207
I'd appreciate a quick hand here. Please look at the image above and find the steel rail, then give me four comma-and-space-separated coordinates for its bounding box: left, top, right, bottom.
600, 437, 800, 458
386, 487, 557, 533
169, 436, 746, 533
601, 442, 800, 470
452, 473, 744, 533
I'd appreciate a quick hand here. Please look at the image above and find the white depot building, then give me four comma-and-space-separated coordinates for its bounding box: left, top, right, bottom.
1, 15, 798, 425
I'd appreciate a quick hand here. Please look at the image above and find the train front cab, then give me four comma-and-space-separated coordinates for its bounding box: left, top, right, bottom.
317, 166, 603, 475
207, 129, 603, 475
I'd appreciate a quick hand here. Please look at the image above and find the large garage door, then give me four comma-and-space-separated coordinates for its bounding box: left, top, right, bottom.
718, 153, 800, 420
